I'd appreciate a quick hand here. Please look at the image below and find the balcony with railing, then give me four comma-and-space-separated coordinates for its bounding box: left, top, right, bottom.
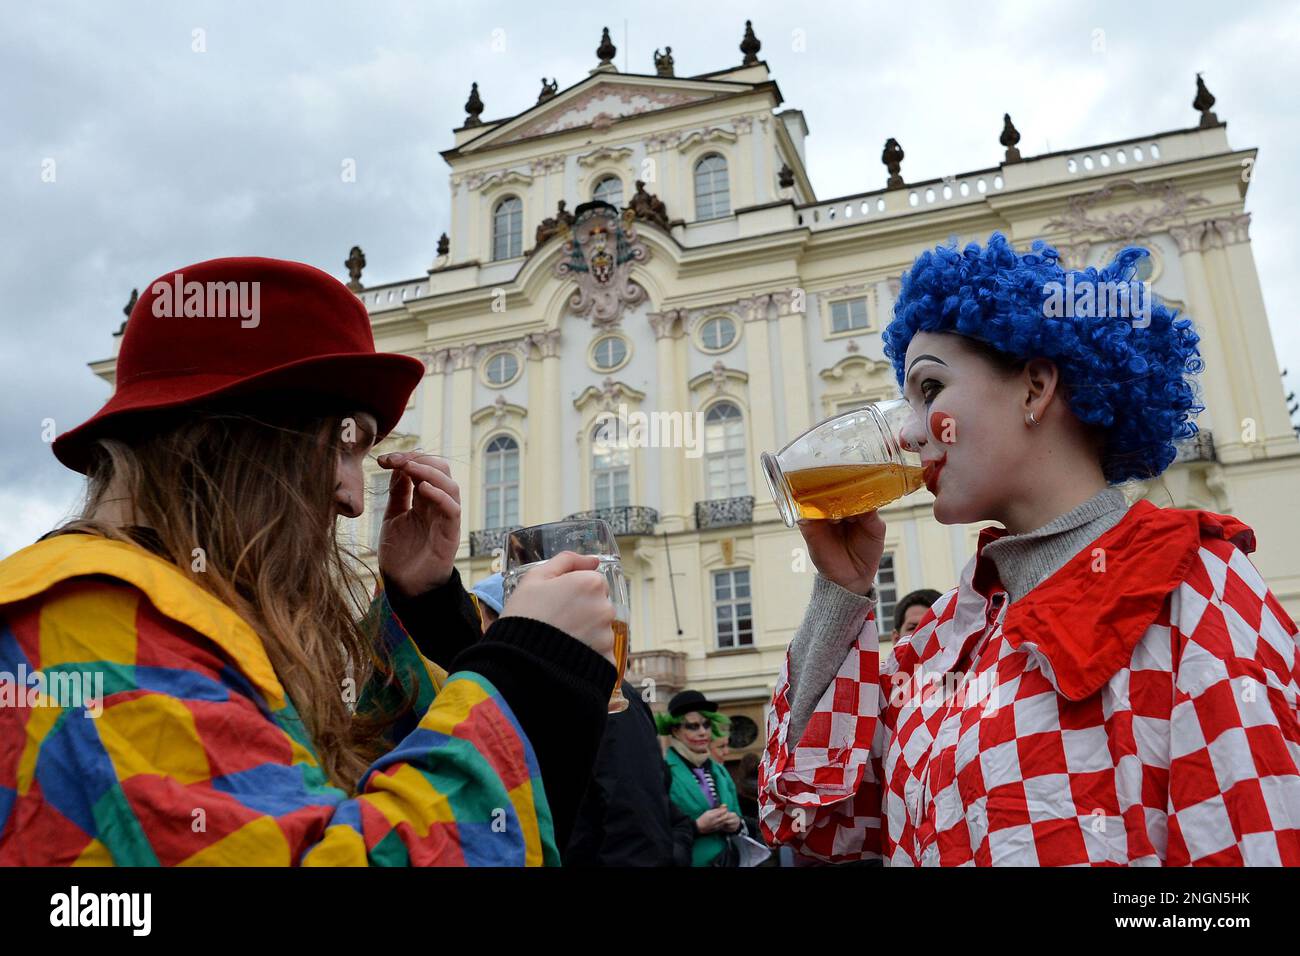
626, 650, 687, 704
694, 495, 755, 530
1174, 429, 1217, 464
358, 278, 430, 313
794, 124, 1230, 235
564, 506, 660, 536
469, 526, 516, 558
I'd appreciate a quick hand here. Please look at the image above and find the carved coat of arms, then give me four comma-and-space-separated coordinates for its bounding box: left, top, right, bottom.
556, 200, 649, 327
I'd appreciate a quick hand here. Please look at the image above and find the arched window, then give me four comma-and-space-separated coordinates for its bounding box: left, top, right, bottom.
484, 435, 520, 528
492, 196, 522, 260
593, 175, 623, 207
591, 420, 631, 510
704, 401, 747, 499
694, 154, 730, 220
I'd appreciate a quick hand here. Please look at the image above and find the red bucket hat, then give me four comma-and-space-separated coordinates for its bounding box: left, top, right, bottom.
53, 256, 426, 474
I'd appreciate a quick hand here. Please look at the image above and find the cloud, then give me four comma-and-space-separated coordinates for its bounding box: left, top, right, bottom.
3, 0, 1296, 562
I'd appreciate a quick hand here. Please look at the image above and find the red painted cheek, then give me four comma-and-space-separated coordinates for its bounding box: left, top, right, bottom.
929, 410, 958, 445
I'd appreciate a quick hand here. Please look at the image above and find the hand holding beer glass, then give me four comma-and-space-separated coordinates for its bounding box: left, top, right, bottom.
762, 398, 926, 596
503, 519, 631, 714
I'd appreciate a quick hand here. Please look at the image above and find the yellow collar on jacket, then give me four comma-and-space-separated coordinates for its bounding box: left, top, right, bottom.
0, 534, 285, 707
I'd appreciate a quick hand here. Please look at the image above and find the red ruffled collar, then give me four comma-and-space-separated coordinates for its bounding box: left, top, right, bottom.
974, 500, 1255, 700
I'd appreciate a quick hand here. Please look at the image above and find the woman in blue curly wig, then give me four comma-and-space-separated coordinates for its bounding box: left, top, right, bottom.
760, 233, 1300, 867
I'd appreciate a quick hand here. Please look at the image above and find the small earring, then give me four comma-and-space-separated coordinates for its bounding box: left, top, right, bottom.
1026, 410, 1040, 427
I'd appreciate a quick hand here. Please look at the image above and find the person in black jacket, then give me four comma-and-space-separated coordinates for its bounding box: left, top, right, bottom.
564, 681, 696, 866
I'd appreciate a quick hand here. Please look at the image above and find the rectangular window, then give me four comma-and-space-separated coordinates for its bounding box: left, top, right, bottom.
713, 568, 754, 649
593, 467, 630, 510
830, 296, 870, 334
875, 552, 897, 632
368, 472, 390, 553
705, 450, 749, 500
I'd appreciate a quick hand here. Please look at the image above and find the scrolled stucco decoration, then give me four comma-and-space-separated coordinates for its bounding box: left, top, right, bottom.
577, 145, 634, 168
1044, 179, 1209, 242
449, 344, 478, 371
572, 376, 647, 413
644, 130, 682, 152
647, 308, 687, 339
524, 328, 562, 358
686, 362, 748, 396
818, 355, 896, 416
529, 154, 567, 175
1169, 214, 1253, 253
676, 126, 738, 153
555, 202, 649, 328
466, 168, 534, 193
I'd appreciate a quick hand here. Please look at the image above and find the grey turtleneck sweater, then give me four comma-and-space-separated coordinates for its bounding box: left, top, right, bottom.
785, 488, 1130, 742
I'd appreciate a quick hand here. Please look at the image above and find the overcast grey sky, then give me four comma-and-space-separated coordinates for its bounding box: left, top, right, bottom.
4, 0, 1298, 557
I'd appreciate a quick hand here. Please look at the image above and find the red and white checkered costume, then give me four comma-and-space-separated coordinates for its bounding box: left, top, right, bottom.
759, 502, 1300, 865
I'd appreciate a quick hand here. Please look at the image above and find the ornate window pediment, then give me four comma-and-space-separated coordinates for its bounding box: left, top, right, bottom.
470, 168, 534, 193
471, 395, 528, 427
677, 128, 738, 152
819, 355, 897, 415
573, 377, 647, 415
577, 145, 634, 168
689, 360, 748, 396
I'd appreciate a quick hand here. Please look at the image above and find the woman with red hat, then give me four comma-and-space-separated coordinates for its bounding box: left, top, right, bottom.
0, 256, 616, 866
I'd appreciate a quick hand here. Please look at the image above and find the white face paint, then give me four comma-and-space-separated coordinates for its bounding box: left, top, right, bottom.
901, 332, 1043, 527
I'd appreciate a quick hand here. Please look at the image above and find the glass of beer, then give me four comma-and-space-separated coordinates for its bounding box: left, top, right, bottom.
502, 519, 630, 714
760, 398, 925, 528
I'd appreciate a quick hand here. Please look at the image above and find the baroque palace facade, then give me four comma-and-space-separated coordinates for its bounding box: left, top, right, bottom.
98, 24, 1300, 764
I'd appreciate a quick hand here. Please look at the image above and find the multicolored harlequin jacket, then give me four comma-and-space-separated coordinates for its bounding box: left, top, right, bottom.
760, 502, 1300, 866
0, 534, 559, 866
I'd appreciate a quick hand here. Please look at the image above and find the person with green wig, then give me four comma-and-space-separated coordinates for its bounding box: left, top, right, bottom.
658, 690, 745, 866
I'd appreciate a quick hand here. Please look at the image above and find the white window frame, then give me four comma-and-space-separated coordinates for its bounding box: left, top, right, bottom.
875, 552, 898, 631
592, 174, 624, 207
591, 422, 631, 510
829, 296, 871, 334
695, 315, 738, 354
694, 153, 731, 220
492, 196, 523, 260
589, 334, 630, 372
483, 434, 520, 528
482, 350, 521, 388
704, 401, 748, 499
713, 568, 754, 649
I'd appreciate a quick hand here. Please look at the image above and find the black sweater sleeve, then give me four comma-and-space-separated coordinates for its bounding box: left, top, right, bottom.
450, 615, 616, 854
384, 568, 483, 669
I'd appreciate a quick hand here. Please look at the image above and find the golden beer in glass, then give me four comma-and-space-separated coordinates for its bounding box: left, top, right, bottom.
761, 398, 925, 527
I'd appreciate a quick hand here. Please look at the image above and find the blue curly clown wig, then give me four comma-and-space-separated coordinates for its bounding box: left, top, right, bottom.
882, 233, 1204, 483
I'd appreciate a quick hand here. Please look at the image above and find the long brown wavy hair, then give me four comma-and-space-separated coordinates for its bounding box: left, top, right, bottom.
57, 406, 410, 793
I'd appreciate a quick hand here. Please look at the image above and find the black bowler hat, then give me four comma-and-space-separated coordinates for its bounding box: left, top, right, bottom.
667, 690, 718, 718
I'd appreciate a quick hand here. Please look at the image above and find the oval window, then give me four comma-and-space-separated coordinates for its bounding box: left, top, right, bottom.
699, 316, 737, 351
485, 351, 520, 386
592, 335, 628, 371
